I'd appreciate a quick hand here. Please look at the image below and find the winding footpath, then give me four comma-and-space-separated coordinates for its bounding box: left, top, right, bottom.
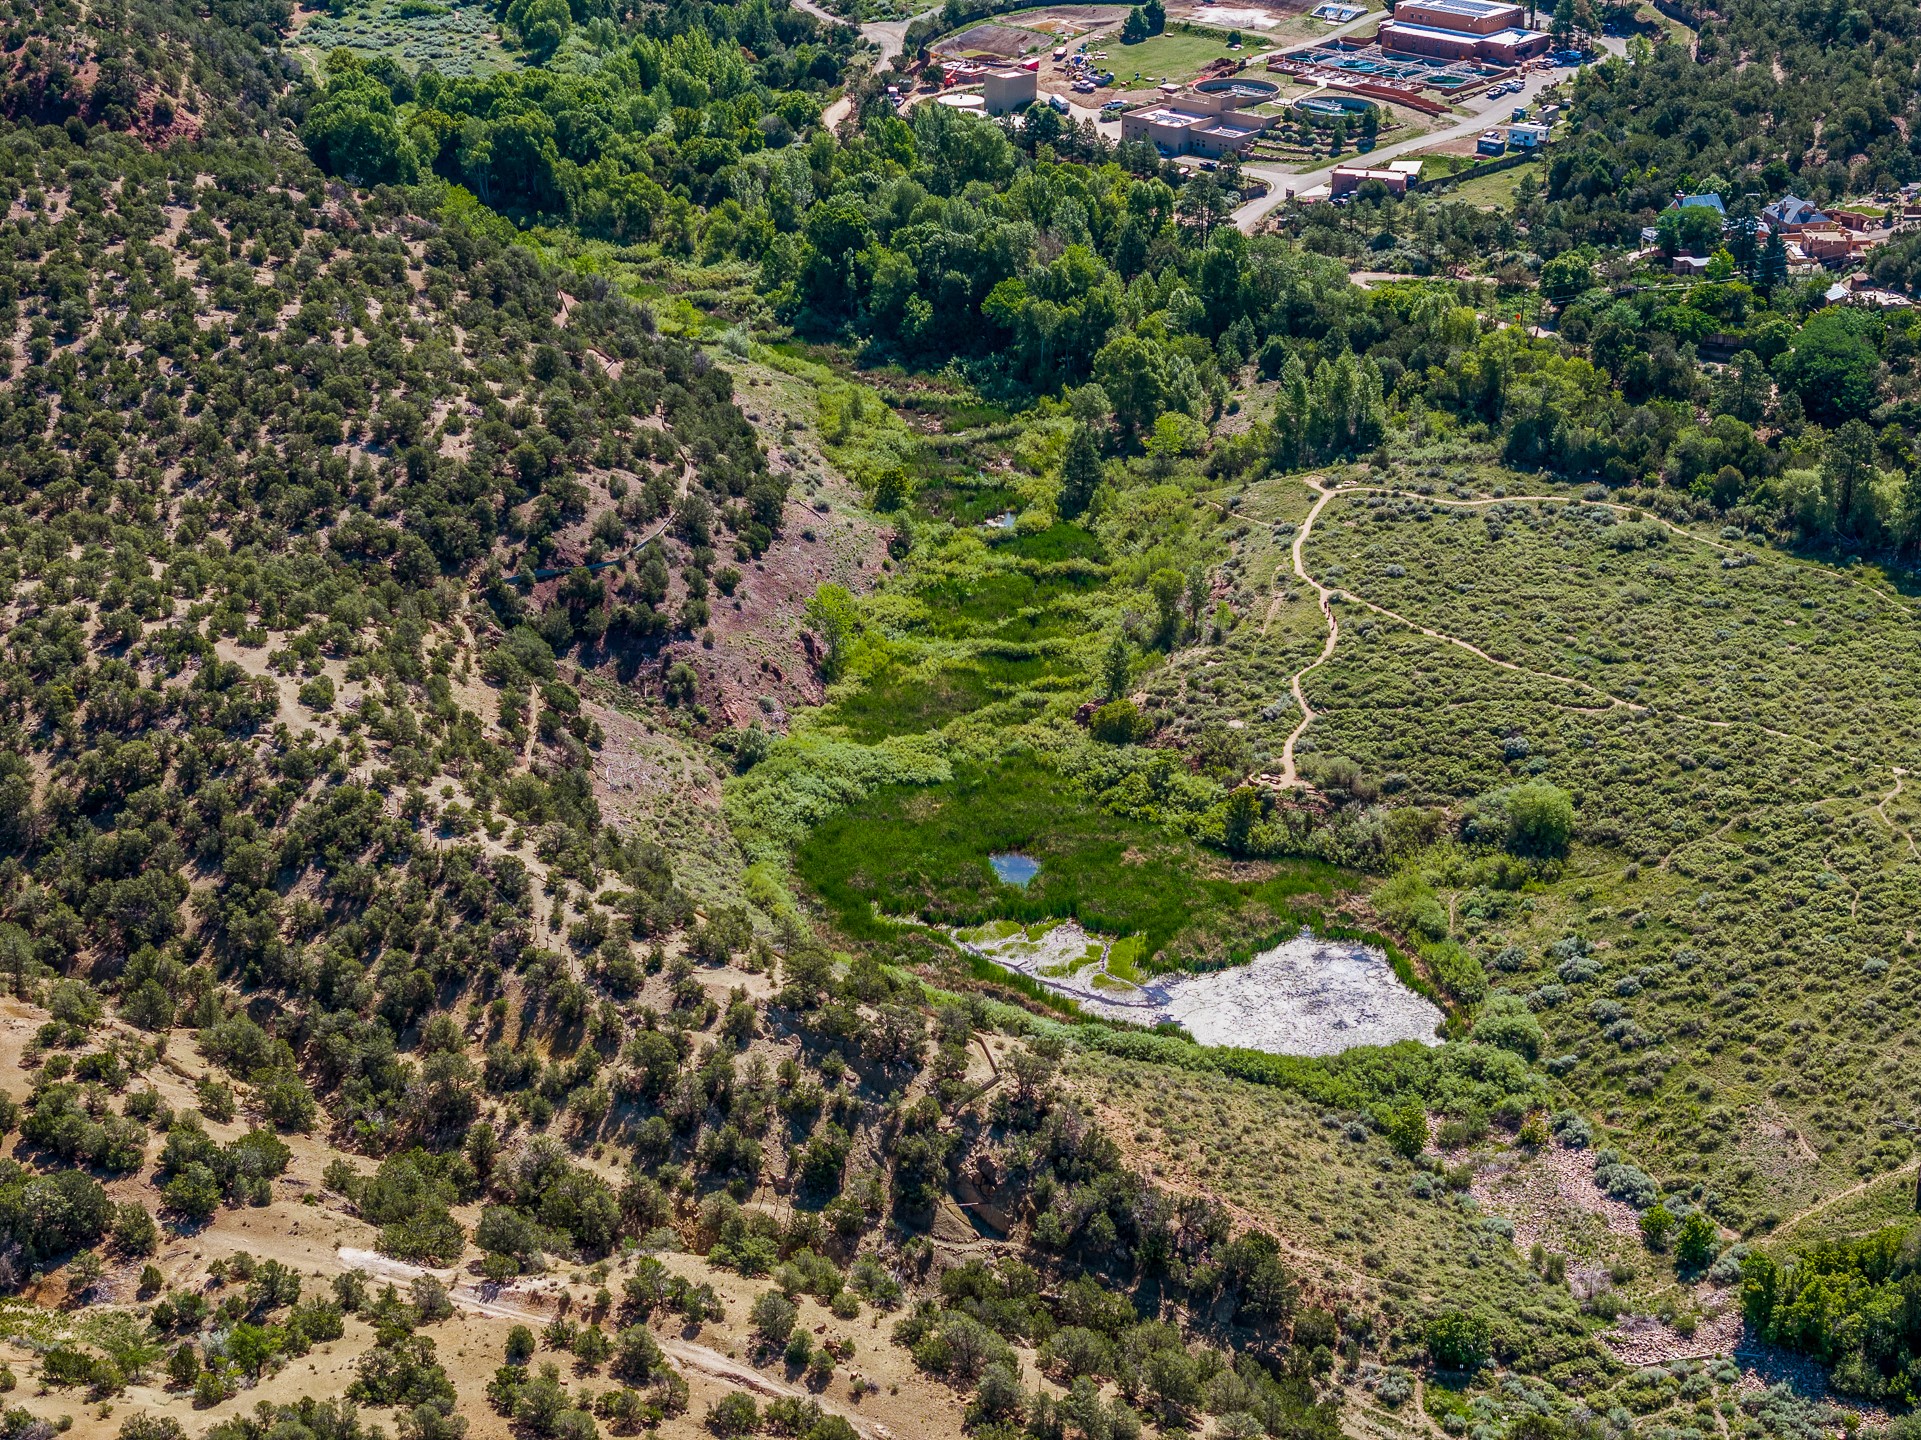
1272, 482, 1344, 786
1264, 482, 1884, 791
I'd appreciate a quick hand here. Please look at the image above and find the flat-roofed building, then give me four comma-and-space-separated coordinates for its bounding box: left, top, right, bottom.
1118, 86, 1275, 156
980, 67, 1038, 114
1330, 165, 1410, 197
1378, 17, 1550, 58
1394, 0, 1526, 31
1378, 0, 1548, 61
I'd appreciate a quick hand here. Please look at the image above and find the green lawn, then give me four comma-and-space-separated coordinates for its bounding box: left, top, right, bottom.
1435, 157, 1541, 208
1108, 29, 1245, 84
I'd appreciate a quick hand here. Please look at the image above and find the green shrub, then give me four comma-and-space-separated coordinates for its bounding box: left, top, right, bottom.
1421, 940, 1487, 1005
1471, 994, 1542, 1059
1425, 1311, 1491, 1371
1089, 699, 1151, 745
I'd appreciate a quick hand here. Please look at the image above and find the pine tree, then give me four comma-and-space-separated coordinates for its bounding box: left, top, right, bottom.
1271, 352, 1310, 471
1758, 227, 1788, 293
1823, 419, 1877, 539
1059, 425, 1104, 518
1222, 787, 1262, 857
1101, 632, 1130, 701
1899, 467, 1921, 558
1728, 212, 1758, 278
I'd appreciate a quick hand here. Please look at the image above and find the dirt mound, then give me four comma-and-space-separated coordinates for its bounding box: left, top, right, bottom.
933, 21, 1043, 56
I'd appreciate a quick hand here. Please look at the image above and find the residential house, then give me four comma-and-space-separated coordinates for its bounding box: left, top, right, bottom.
1761, 194, 1828, 233
1330, 166, 1411, 197
1828, 207, 1889, 235
1668, 192, 1726, 215
1797, 227, 1868, 264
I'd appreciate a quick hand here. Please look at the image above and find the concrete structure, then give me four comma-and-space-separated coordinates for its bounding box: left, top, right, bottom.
1196, 75, 1280, 101
980, 67, 1037, 114
1119, 85, 1274, 157
1294, 92, 1375, 115
1330, 166, 1411, 197
1379, 0, 1549, 60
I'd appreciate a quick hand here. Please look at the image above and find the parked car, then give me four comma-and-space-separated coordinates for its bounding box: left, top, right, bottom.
1049, 94, 1070, 113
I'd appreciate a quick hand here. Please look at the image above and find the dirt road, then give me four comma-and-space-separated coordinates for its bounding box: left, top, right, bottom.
788, 0, 927, 62
336, 1247, 896, 1438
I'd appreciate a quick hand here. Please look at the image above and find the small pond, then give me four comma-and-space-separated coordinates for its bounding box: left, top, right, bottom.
988, 852, 1041, 887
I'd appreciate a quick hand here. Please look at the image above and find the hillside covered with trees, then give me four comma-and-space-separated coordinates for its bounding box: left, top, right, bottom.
5, 0, 1921, 1438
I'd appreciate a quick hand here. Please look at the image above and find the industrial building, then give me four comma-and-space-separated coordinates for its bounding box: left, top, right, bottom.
1378, 0, 1549, 62
980, 67, 1038, 114
1118, 85, 1274, 157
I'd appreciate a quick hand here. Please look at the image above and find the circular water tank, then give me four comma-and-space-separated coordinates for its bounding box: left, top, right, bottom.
1293, 92, 1376, 114
937, 92, 986, 110
1195, 76, 1279, 99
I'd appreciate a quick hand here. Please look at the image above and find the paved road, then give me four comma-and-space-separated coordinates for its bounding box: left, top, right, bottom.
1231, 58, 1581, 233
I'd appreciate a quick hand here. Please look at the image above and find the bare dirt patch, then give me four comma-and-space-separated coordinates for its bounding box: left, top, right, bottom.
933, 21, 1047, 56
584, 693, 748, 913
675, 359, 892, 732
1471, 1141, 1643, 1255
1604, 1298, 1744, 1365
965, 924, 1443, 1055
